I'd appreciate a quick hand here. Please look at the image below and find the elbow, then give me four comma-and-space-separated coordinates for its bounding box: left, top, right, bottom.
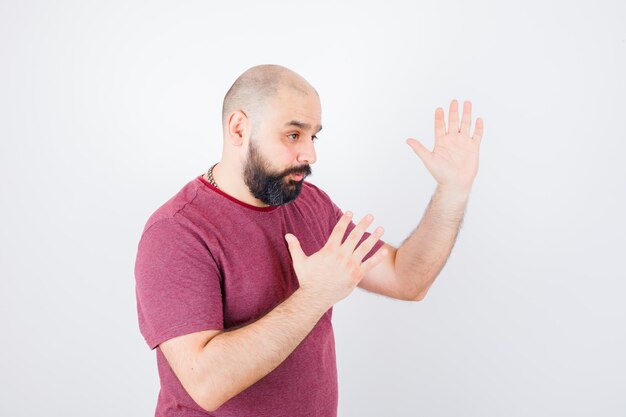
187, 370, 226, 412
411, 291, 426, 302
198, 400, 221, 414
410, 278, 435, 302
194, 388, 225, 413
410, 284, 430, 302
397, 271, 430, 302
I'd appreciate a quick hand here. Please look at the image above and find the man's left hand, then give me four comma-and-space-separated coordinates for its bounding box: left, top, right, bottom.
406, 99, 484, 194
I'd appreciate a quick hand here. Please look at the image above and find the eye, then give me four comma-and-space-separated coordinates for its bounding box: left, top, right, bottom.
288, 133, 318, 143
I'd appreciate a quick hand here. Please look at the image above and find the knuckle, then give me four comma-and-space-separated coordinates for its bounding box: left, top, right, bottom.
334, 250, 347, 264
351, 269, 363, 282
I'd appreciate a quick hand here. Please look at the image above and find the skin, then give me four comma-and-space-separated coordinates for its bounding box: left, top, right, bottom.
384, 99, 484, 301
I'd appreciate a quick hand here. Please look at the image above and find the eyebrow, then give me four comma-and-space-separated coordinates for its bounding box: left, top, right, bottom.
284, 120, 323, 134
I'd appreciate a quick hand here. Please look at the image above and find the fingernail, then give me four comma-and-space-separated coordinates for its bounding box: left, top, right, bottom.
346, 211, 353, 218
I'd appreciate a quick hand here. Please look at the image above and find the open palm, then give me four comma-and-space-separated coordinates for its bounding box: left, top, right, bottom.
407, 99, 484, 192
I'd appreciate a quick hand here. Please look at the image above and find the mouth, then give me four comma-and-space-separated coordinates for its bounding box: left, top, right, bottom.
290, 173, 305, 181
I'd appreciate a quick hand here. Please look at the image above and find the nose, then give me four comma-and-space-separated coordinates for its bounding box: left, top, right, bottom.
296, 137, 317, 165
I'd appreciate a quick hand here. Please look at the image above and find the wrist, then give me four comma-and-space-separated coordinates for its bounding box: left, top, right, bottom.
292, 287, 332, 316
435, 184, 471, 202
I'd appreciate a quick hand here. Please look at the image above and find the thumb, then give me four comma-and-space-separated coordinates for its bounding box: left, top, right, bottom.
406, 138, 432, 164
285, 233, 305, 262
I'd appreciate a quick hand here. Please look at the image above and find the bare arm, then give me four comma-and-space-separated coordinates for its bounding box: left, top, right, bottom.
394, 186, 469, 300
399, 99, 483, 299
161, 287, 329, 412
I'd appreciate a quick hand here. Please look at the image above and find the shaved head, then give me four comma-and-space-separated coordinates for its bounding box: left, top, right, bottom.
221, 64, 318, 134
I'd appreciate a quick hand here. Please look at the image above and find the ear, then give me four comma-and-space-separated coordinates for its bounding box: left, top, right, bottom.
226, 110, 249, 147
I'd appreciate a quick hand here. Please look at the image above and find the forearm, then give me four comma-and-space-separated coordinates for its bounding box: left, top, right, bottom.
395, 186, 470, 298
197, 288, 329, 411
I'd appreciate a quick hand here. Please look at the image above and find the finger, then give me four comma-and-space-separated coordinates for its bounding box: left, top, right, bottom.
342, 213, 374, 254
434, 107, 446, 141
327, 211, 354, 248
448, 99, 459, 133
285, 233, 306, 263
472, 117, 484, 145
406, 138, 432, 165
460, 100, 472, 136
352, 226, 384, 262
359, 246, 389, 275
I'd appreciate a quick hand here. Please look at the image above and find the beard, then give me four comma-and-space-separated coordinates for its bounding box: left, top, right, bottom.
243, 138, 312, 206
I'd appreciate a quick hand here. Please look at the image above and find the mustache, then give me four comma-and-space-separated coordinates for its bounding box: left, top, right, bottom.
284, 165, 312, 177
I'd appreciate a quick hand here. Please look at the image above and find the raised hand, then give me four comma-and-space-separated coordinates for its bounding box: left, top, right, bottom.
285, 211, 388, 309
406, 99, 484, 193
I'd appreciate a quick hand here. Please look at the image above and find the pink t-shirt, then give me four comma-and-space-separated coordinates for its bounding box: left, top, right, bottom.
134, 175, 385, 416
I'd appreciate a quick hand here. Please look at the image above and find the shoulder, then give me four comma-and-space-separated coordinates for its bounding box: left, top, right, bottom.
140, 177, 204, 239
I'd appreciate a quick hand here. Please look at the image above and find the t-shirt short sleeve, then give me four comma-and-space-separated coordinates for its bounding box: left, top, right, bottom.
134, 217, 224, 350
314, 185, 387, 263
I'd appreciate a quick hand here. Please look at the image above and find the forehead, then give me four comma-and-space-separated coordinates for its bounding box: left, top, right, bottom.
264, 87, 322, 130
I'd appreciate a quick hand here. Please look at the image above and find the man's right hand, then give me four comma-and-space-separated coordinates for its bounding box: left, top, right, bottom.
284, 211, 388, 309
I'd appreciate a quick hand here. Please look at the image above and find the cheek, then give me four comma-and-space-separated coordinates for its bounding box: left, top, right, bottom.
271, 142, 298, 167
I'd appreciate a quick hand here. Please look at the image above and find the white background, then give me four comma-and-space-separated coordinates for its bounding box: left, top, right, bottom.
1, 1, 625, 416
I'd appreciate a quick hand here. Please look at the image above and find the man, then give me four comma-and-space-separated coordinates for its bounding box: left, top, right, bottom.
134, 64, 484, 416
